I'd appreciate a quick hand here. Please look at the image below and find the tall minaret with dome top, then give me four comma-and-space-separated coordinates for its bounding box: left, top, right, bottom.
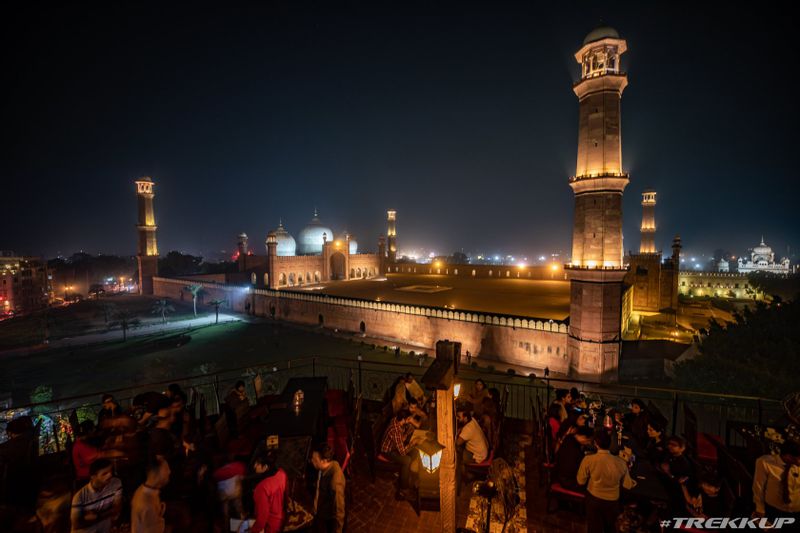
565, 26, 630, 383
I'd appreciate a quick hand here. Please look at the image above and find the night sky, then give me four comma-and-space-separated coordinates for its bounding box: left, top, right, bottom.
3, 3, 797, 261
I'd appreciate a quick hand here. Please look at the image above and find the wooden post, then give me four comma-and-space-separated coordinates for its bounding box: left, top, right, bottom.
437, 385, 457, 533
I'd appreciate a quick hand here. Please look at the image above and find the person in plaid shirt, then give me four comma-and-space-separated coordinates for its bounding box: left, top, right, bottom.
380, 409, 417, 495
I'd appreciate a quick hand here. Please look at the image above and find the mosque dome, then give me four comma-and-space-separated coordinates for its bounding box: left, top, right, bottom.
297, 210, 334, 255
337, 232, 358, 254
272, 220, 296, 256
583, 26, 620, 45
753, 237, 772, 257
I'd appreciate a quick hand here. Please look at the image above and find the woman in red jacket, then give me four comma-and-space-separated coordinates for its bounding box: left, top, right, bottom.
251, 450, 287, 533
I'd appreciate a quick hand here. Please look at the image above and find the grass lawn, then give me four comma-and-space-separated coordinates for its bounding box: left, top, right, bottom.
0, 294, 204, 349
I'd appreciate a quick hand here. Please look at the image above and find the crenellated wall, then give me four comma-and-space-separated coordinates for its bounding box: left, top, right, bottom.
152, 276, 570, 373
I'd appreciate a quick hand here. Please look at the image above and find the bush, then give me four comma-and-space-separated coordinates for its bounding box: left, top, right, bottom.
470, 362, 478, 369
528, 372, 537, 381
409, 351, 415, 358
383, 345, 388, 351
487, 365, 496, 373
506, 368, 516, 376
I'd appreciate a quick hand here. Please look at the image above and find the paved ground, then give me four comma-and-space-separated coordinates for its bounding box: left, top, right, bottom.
289, 273, 571, 319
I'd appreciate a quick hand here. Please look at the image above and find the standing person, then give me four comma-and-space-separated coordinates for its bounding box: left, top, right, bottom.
577, 431, 636, 533
131, 457, 170, 533
72, 421, 123, 486
311, 443, 346, 533
466, 380, 490, 417
70, 459, 123, 533
96, 394, 121, 425
550, 389, 571, 422
251, 450, 287, 533
554, 426, 594, 492
753, 440, 800, 522
225, 380, 250, 436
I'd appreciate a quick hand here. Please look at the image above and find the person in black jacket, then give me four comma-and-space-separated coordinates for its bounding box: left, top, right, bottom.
554, 426, 594, 491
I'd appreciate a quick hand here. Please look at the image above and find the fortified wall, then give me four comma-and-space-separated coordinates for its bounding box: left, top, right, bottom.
152, 276, 570, 373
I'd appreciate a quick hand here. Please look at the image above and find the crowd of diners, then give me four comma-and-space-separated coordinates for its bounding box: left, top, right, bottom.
378, 375, 500, 501
3, 377, 799, 533
544, 388, 800, 532
0, 382, 347, 533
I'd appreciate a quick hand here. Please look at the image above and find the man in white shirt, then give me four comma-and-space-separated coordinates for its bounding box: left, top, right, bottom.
131, 457, 170, 533
753, 441, 800, 522
577, 430, 635, 533
456, 407, 488, 464
70, 458, 122, 533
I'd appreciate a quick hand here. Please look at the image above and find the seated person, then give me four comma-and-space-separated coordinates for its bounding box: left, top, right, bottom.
407, 398, 428, 429
682, 471, 733, 518
71, 458, 123, 533
380, 409, 418, 494
466, 380, 490, 417
644, 422, 666, 464
554, 426, 594, 492
661, 436, 693, 482
456, 407, 488, 465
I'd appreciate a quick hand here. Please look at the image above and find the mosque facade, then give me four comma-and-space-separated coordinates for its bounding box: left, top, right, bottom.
233, 210, 384, 290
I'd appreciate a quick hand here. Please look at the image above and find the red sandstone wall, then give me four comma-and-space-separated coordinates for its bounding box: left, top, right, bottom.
253, 292, 568, 373
153, 276, 569, 373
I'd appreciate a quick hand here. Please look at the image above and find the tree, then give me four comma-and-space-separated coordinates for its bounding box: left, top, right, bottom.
151, 299, 175, 324
110, 309, 140, 341
208, 299, 226, 324
97, 302, 118, 326
672, 297, 800, 398
184, 285, 203, 317
160, 251, 203, 277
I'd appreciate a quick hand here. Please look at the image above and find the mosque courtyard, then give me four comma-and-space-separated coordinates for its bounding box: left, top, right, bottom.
287, 273, 572, 320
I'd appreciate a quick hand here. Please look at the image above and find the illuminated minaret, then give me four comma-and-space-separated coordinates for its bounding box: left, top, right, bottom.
135, 176, 159, 295
639, 190, 657, 254
387, 210, 397, 263
566, 27, 629, 383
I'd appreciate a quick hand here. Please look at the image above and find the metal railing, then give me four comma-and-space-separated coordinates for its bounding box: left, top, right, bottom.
1, 354, 784, 455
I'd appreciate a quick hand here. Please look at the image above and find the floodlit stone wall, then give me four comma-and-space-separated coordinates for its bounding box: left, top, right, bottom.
152, 276, 570, 373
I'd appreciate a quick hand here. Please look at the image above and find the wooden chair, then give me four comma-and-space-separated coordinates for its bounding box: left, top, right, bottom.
543, 463, 585, 514
465, 418, 500, 479
368, 413, 400, 481
683, 403, 719, 464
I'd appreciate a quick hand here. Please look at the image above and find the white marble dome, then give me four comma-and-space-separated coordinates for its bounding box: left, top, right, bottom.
297, 211, 334, 255
272, 221, 296, 256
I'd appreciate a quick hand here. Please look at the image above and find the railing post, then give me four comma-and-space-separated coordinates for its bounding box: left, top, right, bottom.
358, 357, 363, 396
671, 393, 678, 436
757, 398, 763, 426
313, 357, 316, 377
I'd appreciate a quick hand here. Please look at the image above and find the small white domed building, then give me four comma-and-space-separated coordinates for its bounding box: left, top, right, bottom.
737, 237, 790, 274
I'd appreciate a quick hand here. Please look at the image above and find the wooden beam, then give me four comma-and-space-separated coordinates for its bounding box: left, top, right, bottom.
437, 385, 456, 533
